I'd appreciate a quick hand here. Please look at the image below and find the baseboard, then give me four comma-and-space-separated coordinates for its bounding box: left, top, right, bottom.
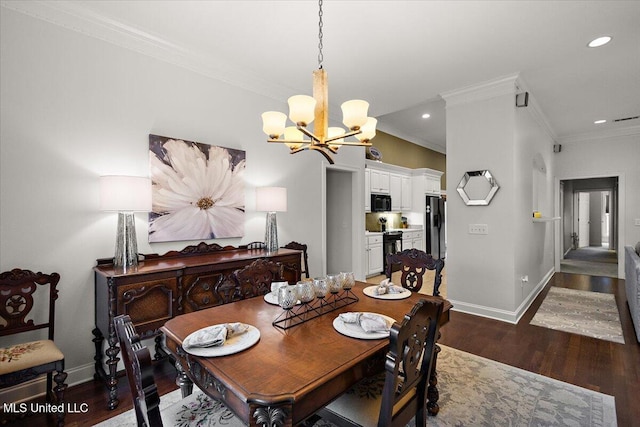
449, 267, 554, 324
514, 267, 554, 322
0, 362, 96, 404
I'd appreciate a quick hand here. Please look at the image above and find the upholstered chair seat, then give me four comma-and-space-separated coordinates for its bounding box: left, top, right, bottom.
0, 340, 64, 379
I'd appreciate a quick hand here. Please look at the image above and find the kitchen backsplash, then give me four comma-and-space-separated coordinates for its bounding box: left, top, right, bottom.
365, 212, 403, 232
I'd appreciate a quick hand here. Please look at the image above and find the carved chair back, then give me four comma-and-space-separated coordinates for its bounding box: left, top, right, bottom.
385, 248, 445, 296
282, 241, 309, 278
0, 268, 60, 339
114, 314, 163, 427
0, 268, 67, 426
232, 258, 284, 299
379, 298, 444, 427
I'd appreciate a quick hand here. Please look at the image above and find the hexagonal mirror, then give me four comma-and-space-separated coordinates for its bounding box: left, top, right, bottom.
456, 170, 500, 206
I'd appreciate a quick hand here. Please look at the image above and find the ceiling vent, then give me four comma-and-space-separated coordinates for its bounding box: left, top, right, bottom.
612, 115, 639, 123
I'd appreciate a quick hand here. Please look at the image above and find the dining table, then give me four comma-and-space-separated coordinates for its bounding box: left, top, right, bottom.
161, 281, 452, 427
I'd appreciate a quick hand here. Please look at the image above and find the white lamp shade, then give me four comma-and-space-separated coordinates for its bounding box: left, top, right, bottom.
355, 117, 377, 142
100, 176, 152, 212
288, 95, 316, 126
284, 126, 305, 150
341, 100, 369, 130
256, 187, 287, 212
262, 111, 287, 137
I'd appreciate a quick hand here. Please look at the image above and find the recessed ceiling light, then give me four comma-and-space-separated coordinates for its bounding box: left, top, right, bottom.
421, 113, 431, 119
588, 36, 612, 48
594, 119, 607, 124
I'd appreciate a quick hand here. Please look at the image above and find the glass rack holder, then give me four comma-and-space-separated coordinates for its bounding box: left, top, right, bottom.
272, 289, 359, 330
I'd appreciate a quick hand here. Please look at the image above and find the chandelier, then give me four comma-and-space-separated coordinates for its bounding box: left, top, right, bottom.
261, 0, 377, 164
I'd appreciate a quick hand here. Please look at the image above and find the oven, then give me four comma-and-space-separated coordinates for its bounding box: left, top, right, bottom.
383, 231, 403, 273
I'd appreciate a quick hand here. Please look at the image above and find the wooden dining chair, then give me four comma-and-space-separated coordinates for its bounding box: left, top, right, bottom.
282, 241, 310, 278
0, 268, 67, 427
317, 298, 444, 427
113, 315, 244, 427
232, 258, 284, 299
385, 248, 445, 296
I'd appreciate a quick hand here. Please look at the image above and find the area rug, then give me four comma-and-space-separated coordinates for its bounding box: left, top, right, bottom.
560, 259, 618, 278
531, 287, 624, 344
94, 346, 617, 427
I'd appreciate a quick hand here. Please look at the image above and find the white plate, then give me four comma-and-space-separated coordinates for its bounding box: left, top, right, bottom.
183, 324, 260, 357
263, 292, 301, 306
363, 285, 411, 300
333, 313, 396, 340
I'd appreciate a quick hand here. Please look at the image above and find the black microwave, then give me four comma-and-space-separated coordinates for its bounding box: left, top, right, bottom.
371, 194, 392, 212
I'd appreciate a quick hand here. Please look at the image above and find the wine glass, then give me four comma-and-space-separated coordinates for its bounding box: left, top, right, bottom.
296, 281, 315, 303
326, 274, 341, 294
278, 286, 298, 310
313, 277, 327, 299
339, 272, 355, 290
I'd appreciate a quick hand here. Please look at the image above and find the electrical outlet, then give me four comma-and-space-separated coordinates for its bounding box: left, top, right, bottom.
468, 224, 489, 234
635, 218, 640, 226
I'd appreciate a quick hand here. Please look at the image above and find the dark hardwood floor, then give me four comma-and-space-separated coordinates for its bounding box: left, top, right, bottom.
2, 272, 638, 426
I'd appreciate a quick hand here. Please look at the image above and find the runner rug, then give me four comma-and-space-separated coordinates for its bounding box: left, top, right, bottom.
95, 345, 617, 427
530, 286, 625, 344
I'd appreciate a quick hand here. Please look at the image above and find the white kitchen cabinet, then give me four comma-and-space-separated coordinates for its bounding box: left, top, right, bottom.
365, 168, 371, 212
366, 234, 383, 276
401, 175, 412, 211
401, 230, 424, 251
389, 173, 402, 211
411, 230, 424, 251
411, 168, 444, 213
370, 168, 390, 194
425, 175, 441, 195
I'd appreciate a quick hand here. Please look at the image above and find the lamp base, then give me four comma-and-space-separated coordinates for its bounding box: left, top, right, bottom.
264, 212, 279, 252
114, 212, 139, 271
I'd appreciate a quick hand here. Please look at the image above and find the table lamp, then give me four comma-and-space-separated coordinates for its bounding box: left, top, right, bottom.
100, 176, 152, 270
255, 187, 287, 252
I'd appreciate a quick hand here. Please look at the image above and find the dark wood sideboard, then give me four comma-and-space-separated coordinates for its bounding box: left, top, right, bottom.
93, 242, 302, 410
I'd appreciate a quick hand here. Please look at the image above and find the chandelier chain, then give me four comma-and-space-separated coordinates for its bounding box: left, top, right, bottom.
317, 0, 324, 69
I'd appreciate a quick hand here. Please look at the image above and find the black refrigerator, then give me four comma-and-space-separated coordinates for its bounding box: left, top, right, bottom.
425, 195, 446, 259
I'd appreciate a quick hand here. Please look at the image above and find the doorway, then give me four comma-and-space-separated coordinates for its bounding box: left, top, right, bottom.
560, 177, 618, 277
324, 166, 362, 277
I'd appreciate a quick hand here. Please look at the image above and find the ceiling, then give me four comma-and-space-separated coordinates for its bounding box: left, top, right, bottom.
5, 0, 639, 153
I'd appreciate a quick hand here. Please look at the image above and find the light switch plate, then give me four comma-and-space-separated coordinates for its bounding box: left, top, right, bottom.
469, 224, 489, 234
635, 219, 640, 226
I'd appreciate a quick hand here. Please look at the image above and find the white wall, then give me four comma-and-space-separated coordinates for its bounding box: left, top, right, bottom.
443, 76, 555, 322
444, 80, 517, 318
553, 132, 640, 276
513, 101, 555, 312
0, 8, 364, 390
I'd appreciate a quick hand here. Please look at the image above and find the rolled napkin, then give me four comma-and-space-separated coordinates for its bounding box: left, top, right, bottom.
339, 312, 391, 333
375, 280, 406, 295
387, 285, 406, 294
185, 323, 249, 348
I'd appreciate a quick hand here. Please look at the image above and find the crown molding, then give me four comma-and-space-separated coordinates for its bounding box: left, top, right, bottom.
557, 125, 640, 145
440, 74, 519, 107
0, 0, 294, 103
375, 122, 446, 155
514, 76, 558, 143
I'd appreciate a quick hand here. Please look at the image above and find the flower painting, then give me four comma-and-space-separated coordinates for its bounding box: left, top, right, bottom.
149, 134, 245, 243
